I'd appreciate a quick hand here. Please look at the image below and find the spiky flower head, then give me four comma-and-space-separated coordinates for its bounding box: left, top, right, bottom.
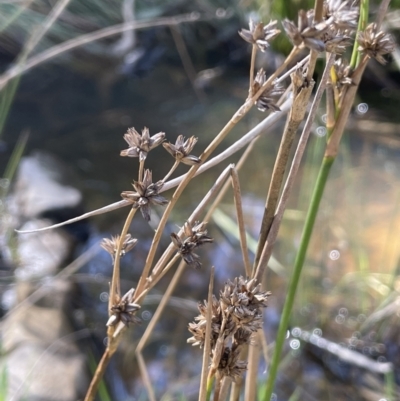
357, 23, 395, 65
101, 233, 137, 262
188, 277, 271, 381
163, 135, 201, 166
252, 69, 283, 112
332, 58, 352, 89
121, 169, 168, 221
283, 9, 331, 52
217, 347, 247, 381
239, 19, 280, 52
120, 127, 165, 161
323, 26, 353, 54
323, 0, 359, 32
171, 221, 213, 269
219, 276, 271, 332
106, 288, 141, 327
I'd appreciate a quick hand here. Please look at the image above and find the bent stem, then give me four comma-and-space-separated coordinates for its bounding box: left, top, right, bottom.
262, 155, 334, 401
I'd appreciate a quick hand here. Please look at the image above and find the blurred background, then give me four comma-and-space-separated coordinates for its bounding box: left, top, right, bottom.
1, 0, 400, 400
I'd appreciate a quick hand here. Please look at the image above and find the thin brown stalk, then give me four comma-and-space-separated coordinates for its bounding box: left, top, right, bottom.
255, 53, 336, 281
204, 140, 257, 222
244, 332, 261, 401
376, 0, 392, 29
219, 377, 232, 401
306, 0, 324, 82
229, 382, 240, 401
136, 351, 157, 401
162, 160, 180, 182
199, 267, 215, 401
138, 160, 144, 182
84, 346, 116, 401
108, 207, 137, 318
249, 44, 257, 96
135, 262, 186, 401
150, 164, 233, 282
163, 99, 292, 193
213, 372, 223, 401
230, 168, 252, 277
140, 254, 180, 297
136, 260, 186, 353
254, 70, 314, 271
170, 25, 206, 102
21, 0, 71, 60
209, 314, 228, 380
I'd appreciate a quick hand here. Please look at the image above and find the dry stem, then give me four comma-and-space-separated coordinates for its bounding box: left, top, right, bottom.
254, 70, 314, 270
199, 267, 215, 401
255, 52, 336, 281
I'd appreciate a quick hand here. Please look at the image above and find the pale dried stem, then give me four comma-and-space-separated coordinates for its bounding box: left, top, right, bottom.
0, 13, 202, 90
254, 53, 336, 281
83, 346, 116, 401
140, 254, 180, 297
230, 168, 252, 277
138, 160, 144, 182
21, 0, 71, 61
150, 164, 233, 282
108, 207, 137, 317
229, 381, 241, 401
249, 44, 257, 96
306, 0, 324, 82
1, 243, 98, 323
376, 0, 392, 30
137, 260, 186, 353
204, 140, 257, 222
254, 72, 315, 271
209, 314, 228, 380
162, 160, 180, 182
213, 372, 223, 401
135, 261, 185, 399
219, 377, 232, 401
136, 351, 157, 401
306, 50, 318, 82
199, 267, 215, 401
244, 332, 261, 401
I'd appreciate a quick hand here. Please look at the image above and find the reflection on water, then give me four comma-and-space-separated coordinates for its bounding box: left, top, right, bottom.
3, 33, 400, 400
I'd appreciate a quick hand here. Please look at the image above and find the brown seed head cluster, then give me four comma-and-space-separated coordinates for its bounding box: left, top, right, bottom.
163, 135, 201, 166
120, 127, 165, 161
107, 288, 141, 327
283, 10, 331, 52
171, 221, 213, 269
188, 277, 271, 380
101, 233, 138, 262
323, 0, 359, 32
239, 19, 280, 52
332, 58, 353, 89
252, 69, 283, 112
283, 0, 359, 54
121, 169, 168, 221
357, 23, 395, 65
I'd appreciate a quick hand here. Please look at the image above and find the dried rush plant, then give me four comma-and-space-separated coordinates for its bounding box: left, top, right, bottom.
17, 0, 394, 400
